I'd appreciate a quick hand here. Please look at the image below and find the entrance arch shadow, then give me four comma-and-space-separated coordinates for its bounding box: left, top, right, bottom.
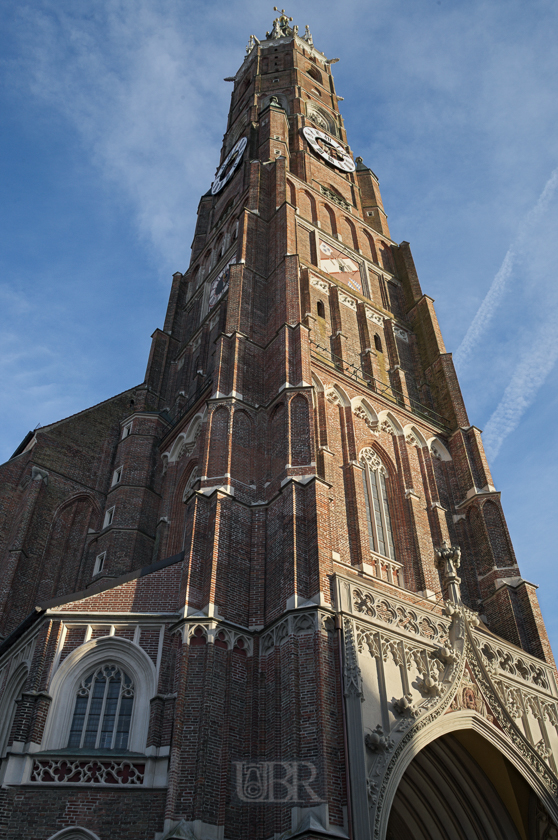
385, 725, 555, 840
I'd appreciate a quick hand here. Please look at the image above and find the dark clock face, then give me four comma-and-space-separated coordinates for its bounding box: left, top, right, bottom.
211, 137, 248, 195
209, 261, 235, 308
302, 126, 356, 172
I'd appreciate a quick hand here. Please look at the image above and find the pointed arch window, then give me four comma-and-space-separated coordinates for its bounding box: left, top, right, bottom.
68, 663, 134, 750
360, 449, 395, 560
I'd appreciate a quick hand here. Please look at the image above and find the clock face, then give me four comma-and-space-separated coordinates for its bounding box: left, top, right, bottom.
209, 260, 235, 308
302, 126, 356, 173
211, 136, 248, 195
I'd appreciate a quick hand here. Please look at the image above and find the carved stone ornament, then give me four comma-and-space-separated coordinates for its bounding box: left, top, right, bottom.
432, 644, 458, 666
31, 757, 145, 786
310, 275, 330, 294
480, 640, 550, 689
393, 326, 409, 342
337, 571, 558, 839
259, 610, 323, 654
405, 431, 420, 447
380, 418, 396, 435
245, 34, 260, 54
435, 540, 462, 604
353, 405, 379, 433
177, 440, 194, 461
307, 104, 330, 133
325, 387, 343, 406
344, 620, 363, 698
448, 666, 496, 723
352, 588, 450, 646
369, 630, 468, 837
339, 292, 357, 311
465, 631, 558, 798
365, 308, 384, 326
416, 675, 441, 697
365, 724, 394, 753
183, 623, 253, 656
392, 694, 419, 717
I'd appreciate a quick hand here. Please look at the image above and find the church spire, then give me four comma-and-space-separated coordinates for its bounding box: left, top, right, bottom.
0, 18, 557, 840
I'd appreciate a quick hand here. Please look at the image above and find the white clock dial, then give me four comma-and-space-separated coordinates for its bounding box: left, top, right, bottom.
211, 136, 248, 195
209, 260, 235, 308
302, 126, 356, 173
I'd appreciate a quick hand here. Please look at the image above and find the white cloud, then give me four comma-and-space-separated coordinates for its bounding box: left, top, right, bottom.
454, 166, 558, 370
453, 247, 515, 370
12, 0, 238, 273
483, 326, 558, 461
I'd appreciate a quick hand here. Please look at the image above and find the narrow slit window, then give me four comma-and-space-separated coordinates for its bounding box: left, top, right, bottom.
103, 507, 115, 529
93, 552, 106, 576
317, 299, 325, 318
374, 334, 382, 353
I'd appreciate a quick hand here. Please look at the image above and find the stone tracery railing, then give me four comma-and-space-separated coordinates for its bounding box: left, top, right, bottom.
30, 757, 145, 786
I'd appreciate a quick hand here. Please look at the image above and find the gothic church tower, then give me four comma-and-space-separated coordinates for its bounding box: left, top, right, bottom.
0, 12, 557, 840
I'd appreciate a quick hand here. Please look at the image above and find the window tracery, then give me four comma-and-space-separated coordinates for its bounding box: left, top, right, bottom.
68, 663, 134, 751
306, 103, 337, 137
360, 448, 396, 560
182, 466, 199, 501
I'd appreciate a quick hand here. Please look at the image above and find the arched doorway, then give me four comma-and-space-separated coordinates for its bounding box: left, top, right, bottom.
386, 730, 554, 840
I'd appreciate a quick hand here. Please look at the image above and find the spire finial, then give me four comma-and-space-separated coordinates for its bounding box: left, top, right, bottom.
303, 24, 314, 46
266, 8, 295, 39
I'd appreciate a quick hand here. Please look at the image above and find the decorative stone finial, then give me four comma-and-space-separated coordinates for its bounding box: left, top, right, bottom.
302, 24, 314, 46
343, 621, 363, 699
245, 34, 260, 54
435, 540, 462, 604
269, 18, 282, 38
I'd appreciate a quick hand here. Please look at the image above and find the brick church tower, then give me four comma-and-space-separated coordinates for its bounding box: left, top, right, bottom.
1, 12, 558, 840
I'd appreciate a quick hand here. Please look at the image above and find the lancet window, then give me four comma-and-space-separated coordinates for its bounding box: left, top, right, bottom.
360, 448, 396, 560
67, 663, 134, 751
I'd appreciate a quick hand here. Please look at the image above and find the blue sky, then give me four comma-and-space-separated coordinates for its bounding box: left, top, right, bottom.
1, 0, 558, 648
